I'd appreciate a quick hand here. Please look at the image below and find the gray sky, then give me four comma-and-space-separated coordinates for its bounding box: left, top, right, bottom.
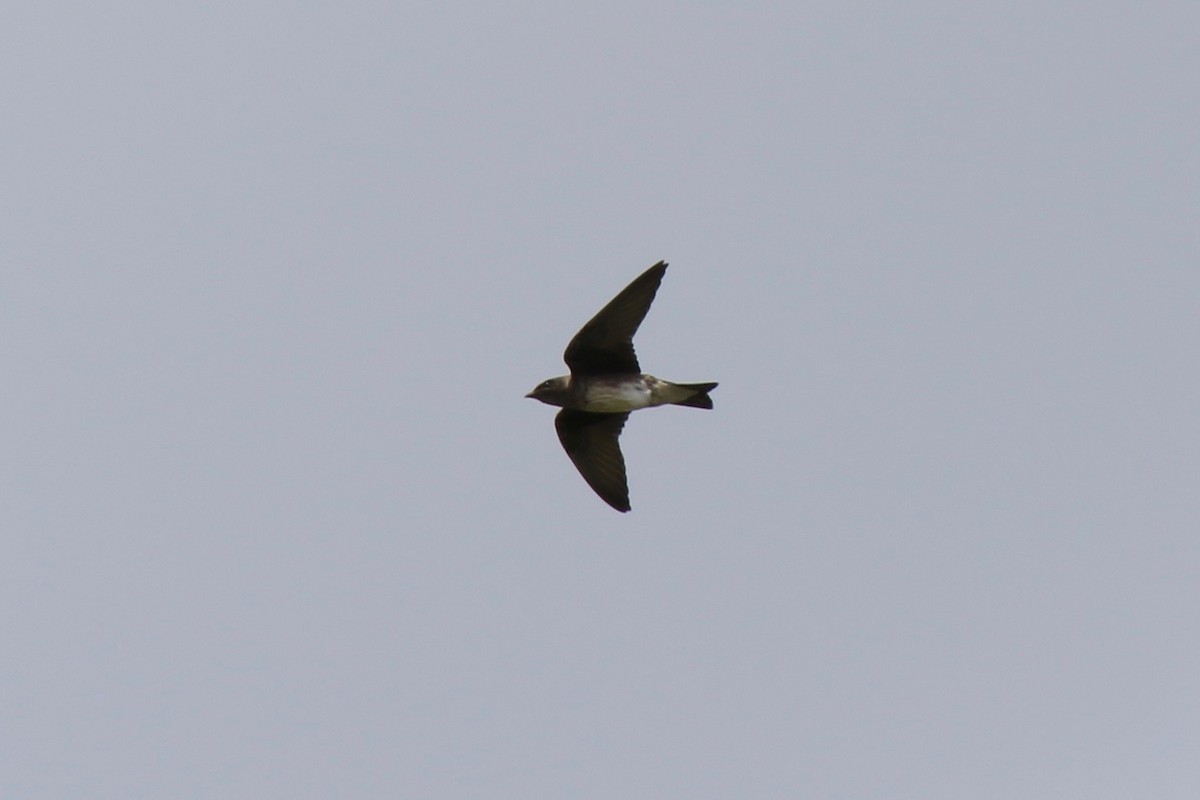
4, 3, 1198, 798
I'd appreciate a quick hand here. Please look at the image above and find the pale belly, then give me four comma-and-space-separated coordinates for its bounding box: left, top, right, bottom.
580, 380, 653, 412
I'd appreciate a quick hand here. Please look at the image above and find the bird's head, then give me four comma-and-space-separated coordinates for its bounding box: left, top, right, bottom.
525, 376, 571, 407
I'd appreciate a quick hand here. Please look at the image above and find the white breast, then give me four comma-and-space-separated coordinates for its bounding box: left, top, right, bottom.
582, 381, 652, 412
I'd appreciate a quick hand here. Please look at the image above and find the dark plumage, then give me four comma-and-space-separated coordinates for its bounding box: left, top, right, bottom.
526, 261, 717, 512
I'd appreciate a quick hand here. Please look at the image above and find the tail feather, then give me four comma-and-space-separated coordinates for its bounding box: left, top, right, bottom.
671, 381, 718, 409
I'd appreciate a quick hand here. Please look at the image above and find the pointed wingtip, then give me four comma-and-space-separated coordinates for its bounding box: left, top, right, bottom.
599, 493, 631, 513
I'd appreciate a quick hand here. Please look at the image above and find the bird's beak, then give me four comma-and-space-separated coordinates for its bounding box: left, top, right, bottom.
524, 391, 535, 398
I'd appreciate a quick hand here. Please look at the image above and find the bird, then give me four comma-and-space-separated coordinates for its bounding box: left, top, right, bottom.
525, 260, 717, 512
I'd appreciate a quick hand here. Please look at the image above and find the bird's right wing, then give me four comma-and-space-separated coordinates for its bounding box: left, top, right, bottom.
554, 409, 631, 512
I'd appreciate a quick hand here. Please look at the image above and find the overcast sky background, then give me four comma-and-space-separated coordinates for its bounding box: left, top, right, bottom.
4, 3, 1198, 798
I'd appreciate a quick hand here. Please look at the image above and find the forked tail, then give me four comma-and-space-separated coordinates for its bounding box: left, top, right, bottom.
671, 381, 718, 409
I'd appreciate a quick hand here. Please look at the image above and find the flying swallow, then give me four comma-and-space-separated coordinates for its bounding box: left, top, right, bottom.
526, 261, 717, 512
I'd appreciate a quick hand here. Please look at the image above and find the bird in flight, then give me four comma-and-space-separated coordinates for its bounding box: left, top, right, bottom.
526, 261, 717, 512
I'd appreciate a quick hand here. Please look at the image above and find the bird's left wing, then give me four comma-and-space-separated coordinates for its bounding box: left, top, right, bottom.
563, 261, 667, 376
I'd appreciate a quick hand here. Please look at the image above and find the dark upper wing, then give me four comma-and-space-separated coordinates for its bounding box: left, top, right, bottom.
563, 261, 667, 376
554, 409, 631, 512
